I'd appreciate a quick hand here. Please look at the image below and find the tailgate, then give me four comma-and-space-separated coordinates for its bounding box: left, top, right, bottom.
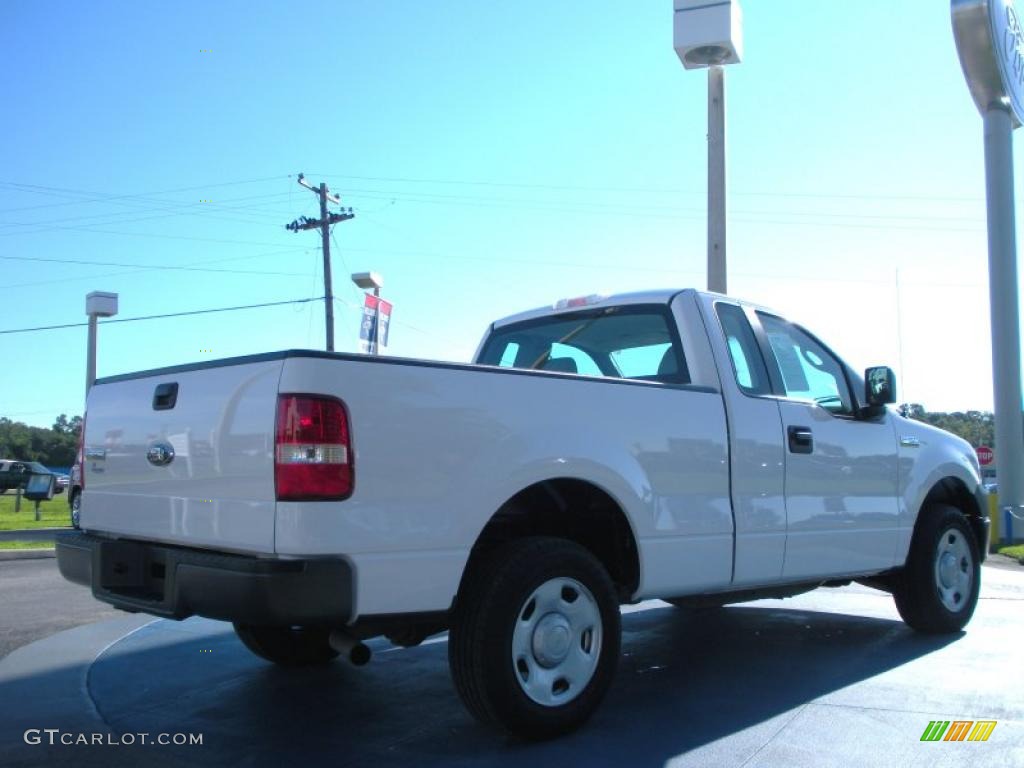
82, 358, 284, 554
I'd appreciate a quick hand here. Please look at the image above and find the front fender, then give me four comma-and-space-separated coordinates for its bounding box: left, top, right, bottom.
895, 417, 984, 563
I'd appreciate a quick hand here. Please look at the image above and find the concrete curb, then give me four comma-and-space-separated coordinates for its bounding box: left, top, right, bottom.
0, 548, 56, 561
989, 552, 1024, 569
0, 527, 68, 542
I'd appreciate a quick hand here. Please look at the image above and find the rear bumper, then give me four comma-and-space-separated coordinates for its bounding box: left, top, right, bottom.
56, 531, 353, 625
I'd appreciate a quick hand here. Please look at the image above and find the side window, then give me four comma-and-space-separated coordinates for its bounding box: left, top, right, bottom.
757, 313, 852, 415
715, 303, 771, 395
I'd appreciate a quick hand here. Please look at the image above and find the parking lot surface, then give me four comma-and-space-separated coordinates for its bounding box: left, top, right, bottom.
1, 563, 1021, 767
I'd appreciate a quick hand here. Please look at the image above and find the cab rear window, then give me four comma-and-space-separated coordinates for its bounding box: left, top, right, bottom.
478, 306, 689, 384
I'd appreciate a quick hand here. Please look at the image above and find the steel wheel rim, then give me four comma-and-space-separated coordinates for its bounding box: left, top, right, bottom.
933, 528, 972, 613
511, 576, 602, 707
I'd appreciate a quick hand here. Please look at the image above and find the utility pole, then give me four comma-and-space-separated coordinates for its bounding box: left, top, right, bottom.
286, 174, 355, 352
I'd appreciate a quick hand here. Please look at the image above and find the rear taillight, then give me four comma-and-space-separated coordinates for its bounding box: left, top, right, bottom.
275, 395, 353, 501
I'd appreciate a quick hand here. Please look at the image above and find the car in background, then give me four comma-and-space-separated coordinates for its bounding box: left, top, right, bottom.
0, 460, 19, 494
0, 460, 63, 495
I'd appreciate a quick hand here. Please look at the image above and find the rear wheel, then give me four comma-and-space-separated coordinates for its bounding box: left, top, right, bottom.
448, 537, 621, 740
893, 504, 980, 634
233, 624, 339, 666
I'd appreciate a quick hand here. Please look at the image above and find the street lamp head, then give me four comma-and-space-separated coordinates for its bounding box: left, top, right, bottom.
683, 44, 733, 67
674, 0, 743, 70
85, 291, 119, 318
351, 271, 383, 291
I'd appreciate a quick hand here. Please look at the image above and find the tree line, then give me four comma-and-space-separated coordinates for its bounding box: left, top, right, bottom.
0, 415, 82, 469
898, 404, 994, 447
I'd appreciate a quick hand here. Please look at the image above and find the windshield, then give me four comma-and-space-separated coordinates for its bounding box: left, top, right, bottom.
478, 306, 689, 384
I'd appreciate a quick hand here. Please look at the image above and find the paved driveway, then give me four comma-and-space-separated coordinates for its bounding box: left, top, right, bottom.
0, 558, 121, 658
1, 563, 1021, 767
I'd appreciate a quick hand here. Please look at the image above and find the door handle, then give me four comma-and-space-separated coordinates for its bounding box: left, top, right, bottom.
152, 382, 178, 411
788, 426, 814, 454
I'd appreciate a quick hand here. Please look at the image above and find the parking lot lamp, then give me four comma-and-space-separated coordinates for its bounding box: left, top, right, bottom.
674, 0, 743, 295
86, 291, 118, 397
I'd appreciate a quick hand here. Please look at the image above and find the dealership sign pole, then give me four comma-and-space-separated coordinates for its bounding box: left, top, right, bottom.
953, 0, 1024, 534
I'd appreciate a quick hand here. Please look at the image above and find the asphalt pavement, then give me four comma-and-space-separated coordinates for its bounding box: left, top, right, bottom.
0, 559, 122, 659
0, 561, 1021, 767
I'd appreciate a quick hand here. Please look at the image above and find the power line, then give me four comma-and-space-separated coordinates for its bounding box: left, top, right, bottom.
307, 171, 983, 203
0, 224, 303, 249
0, 296, 324, 335
0, 191, 299, 235
0, 254, 306, 277
0, 176, 984, 241
0, 175, 293, 214
344, 190, 984, 232
2, 247, 313, 289
353, 213, 985, 287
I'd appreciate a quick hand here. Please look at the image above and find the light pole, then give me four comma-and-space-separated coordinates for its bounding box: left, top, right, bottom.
674, 0, 743, 295
85, 291, 118, 397
351, 271, 384, 355
953, 0, 1024, 539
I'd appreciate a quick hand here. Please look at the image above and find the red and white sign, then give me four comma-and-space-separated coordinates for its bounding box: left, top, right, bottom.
976, 445, 994, 466
358, 294, 393, 354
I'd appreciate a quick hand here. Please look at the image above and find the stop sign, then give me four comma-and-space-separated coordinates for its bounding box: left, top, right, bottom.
977, 445, 994, 466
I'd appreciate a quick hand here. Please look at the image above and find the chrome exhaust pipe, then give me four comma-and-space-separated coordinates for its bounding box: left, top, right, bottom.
329, 630, 371, 666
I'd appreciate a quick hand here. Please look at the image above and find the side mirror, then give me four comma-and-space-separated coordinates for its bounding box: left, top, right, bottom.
865, 366, 897, 406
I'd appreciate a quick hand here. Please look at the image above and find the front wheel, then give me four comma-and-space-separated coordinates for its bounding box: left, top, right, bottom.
70, 491, 81, 528
233, 624, 339, 666
448, 537, 621, 740
893, 504, 980, 634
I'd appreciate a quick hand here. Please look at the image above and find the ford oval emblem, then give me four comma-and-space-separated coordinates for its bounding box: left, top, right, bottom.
146, 442, 175, 467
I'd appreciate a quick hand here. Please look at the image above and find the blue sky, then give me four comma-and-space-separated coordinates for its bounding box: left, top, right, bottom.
0, 0, 1016, 426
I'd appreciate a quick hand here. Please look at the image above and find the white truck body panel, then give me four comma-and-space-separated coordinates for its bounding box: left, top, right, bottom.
82, 359, 282, 554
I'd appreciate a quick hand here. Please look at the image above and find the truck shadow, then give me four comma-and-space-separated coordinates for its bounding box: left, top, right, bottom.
85, 600, 958, 767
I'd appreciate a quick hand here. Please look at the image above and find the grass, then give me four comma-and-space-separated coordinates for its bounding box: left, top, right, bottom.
0, 493, 71, 530
0, 540, 54, 550
998, 544, 1024, 564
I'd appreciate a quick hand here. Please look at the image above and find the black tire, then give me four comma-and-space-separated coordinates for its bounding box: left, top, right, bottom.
448, 537, 621, 740
70, 491, 81, 528
233, 624, 339, 666
893, 504, 980, 634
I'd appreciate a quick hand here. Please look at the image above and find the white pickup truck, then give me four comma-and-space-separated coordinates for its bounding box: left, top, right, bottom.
57, 288, 989, 739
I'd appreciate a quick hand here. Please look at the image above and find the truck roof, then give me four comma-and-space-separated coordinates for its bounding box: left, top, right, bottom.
491, 288, 707, 329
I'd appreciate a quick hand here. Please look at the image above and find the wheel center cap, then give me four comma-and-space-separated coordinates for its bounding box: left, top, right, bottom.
938, 551, 958, 588
532, 613, 572, 667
